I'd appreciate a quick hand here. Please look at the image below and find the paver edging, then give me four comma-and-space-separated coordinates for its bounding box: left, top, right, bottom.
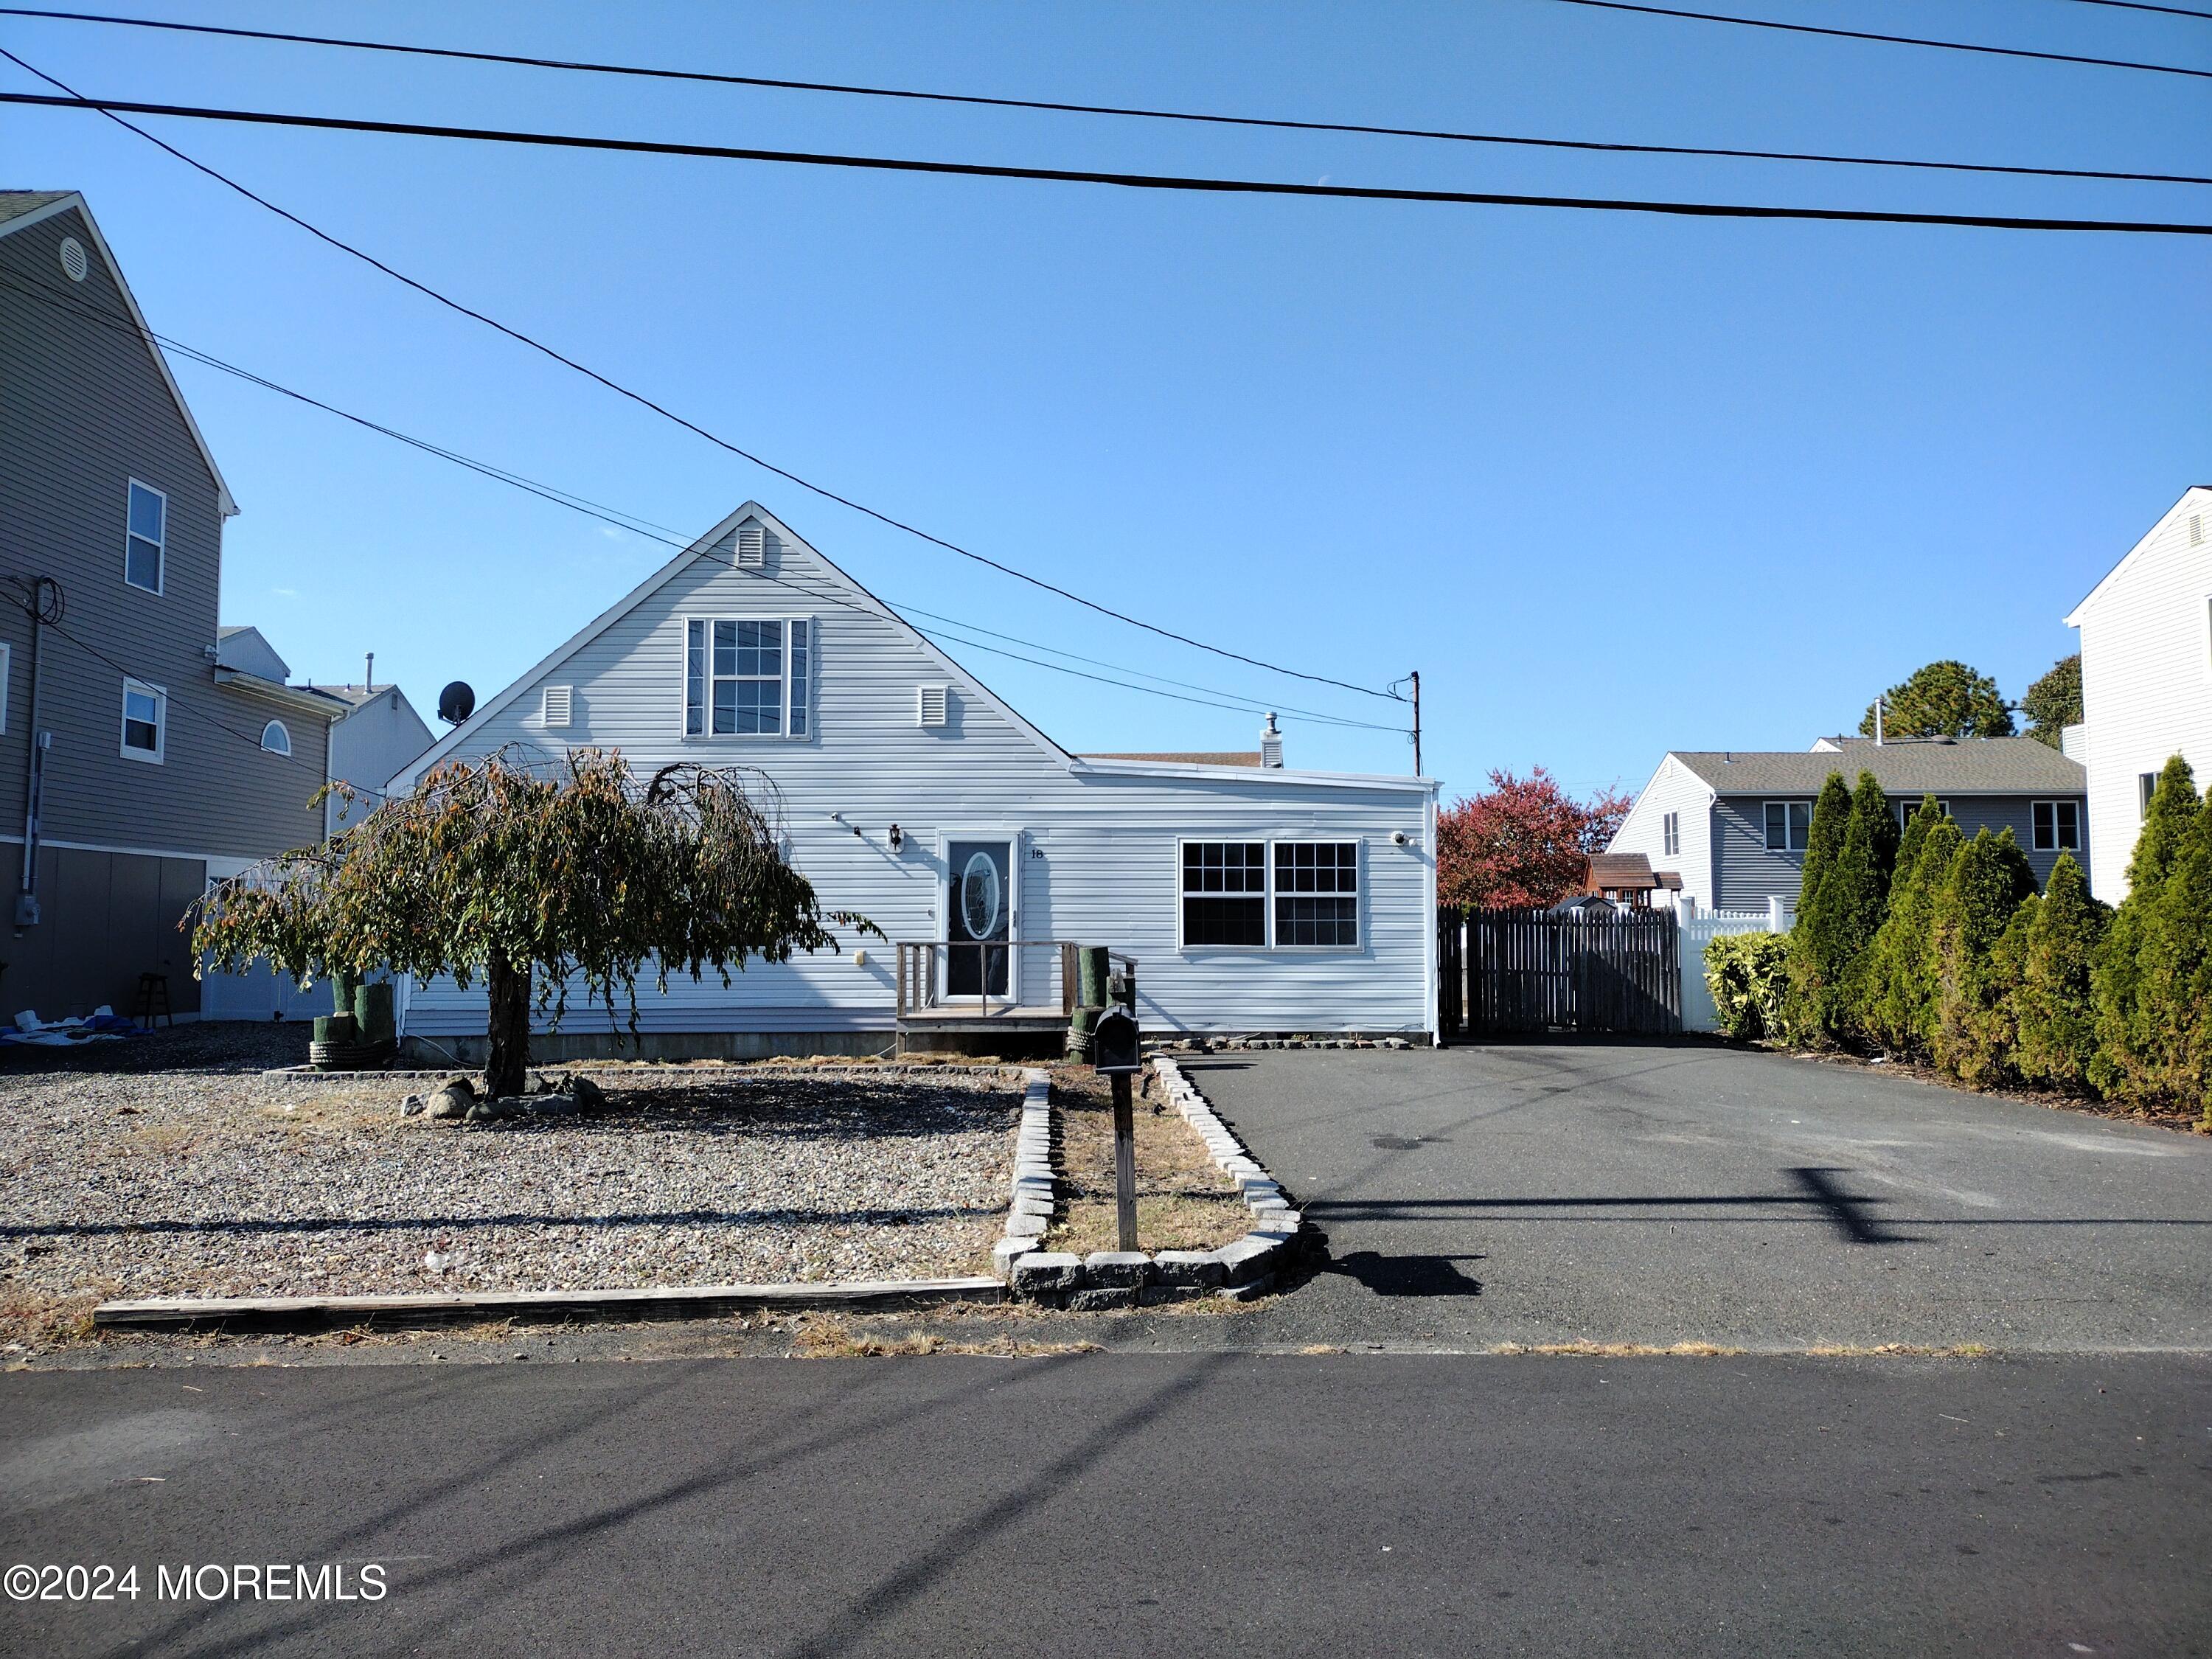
995, 1055, 1307, 1307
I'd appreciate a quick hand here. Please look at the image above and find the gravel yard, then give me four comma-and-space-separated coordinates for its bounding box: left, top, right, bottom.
1, 1032, 1020, 1340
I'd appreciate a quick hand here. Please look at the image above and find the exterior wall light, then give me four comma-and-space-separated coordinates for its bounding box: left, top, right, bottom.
888, 824, 904, 852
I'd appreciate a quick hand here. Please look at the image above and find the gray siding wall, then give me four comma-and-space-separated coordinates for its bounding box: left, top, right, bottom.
4, 844, 206, 1019
400, 516, 1433, 1037
329, 689, 434, 801
0, 204, 327, 864
1714, 791, 2088, 909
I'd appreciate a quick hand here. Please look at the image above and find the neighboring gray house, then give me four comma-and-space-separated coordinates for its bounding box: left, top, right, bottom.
0, 191, 338, 1020
2062, 486, 2212, 903
392, 502, 1438, 1056
1608, 737, 2090, 915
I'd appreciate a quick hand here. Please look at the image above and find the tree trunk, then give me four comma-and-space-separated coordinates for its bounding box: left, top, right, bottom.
484, 950, 532, 1100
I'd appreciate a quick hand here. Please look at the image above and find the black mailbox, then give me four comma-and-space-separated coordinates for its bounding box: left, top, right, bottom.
1092, 1004, 1141, 1074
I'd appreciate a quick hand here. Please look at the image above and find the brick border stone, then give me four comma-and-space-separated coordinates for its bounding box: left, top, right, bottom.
997, 1055, 1306, 1307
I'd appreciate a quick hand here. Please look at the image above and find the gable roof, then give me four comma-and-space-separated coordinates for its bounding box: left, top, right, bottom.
0, 191, 238, 516
404, 502, 1075, 779
2063, 485, 2212, 627
1670, 737, 2084, 796
1586, 852, 1658, 891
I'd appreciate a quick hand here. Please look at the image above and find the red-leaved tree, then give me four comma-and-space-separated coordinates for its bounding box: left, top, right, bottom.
1437, 768, 1634, 910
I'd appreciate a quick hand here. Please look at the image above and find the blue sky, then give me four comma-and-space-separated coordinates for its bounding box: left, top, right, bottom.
5, 1, 2205, 799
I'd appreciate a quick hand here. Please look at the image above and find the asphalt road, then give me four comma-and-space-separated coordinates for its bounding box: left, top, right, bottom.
1177, 1043, 2212, 1352
4, 1351, 2208, 1658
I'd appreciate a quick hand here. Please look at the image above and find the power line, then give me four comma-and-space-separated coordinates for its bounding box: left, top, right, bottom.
2059, 0, 2212, 17
0, 265, 1406, 740
0, 49, 1405, 706
6, 7, 2208, 189
9, 85, 2212, 240
1546, 0, 2212, 80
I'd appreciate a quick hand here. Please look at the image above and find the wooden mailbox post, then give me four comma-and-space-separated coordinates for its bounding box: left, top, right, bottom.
1092, 1004, 1143, 1251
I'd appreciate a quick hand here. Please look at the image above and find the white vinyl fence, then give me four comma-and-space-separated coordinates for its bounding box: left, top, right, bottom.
1678, 897, 1792, 1032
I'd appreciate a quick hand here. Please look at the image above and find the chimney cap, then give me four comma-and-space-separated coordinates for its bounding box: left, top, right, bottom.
1260, 713, 1284, 769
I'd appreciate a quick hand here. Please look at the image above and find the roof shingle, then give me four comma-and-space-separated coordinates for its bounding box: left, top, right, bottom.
1672, 737, 2083, 795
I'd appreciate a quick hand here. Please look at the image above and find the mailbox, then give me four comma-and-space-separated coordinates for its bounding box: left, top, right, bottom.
1092, 1004, 1142, 1074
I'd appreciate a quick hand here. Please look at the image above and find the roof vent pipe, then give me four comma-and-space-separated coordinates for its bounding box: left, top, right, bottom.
1261, 713, 1283, 769
1875, 695, 1884, 746
365, 651, 374, 690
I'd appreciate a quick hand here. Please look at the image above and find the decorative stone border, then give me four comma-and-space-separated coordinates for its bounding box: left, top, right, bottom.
1158, 1034, 1415, 1051
995, 1055, 1305, 1310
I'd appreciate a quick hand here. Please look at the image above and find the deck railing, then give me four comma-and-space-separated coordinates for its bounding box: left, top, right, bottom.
894, 940, 1136, 1022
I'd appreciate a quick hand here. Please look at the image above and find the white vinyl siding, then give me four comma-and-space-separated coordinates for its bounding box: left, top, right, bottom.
2070, 488, 2212, 902
119, 677, 164, 762
125, 478, 164, 594
392, 512, 1430, 1037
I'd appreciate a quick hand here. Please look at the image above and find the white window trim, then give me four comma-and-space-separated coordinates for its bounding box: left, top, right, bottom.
2031, 798, 2081, 853
260, 719, 292, 756
124, 477, 166, 596
678, 614, 812, 741
119, 676, 165, 763
1761, 800, 1812, 855
1177, 836, 1362, 953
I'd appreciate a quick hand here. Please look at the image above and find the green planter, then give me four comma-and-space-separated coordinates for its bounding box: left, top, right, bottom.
353, 981, 396, 1046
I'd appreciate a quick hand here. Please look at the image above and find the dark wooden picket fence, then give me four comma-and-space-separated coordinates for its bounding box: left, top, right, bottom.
1437, 907, 1682, 1039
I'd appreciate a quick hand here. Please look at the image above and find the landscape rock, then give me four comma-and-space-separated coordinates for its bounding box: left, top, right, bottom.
566, 1074, 608, 1113
425, 1081, 474, 1121
1083, 1251, 1152, 1290
1067, 1286, 1139, 1312
400, 1093, 426, 1117
1150, 1249, 1227, 1289
1009, 1251, 1085, 1296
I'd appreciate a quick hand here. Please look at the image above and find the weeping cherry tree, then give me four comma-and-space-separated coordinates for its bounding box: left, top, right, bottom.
192, 748, 874, 1097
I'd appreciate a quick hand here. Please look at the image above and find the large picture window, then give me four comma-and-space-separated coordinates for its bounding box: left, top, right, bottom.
683, 616, 810, 738
1763, 801, 1812, 853
1181, 839, 1360, 950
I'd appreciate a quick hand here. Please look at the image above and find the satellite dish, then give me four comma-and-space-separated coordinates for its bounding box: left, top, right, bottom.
437, 681, 476, 726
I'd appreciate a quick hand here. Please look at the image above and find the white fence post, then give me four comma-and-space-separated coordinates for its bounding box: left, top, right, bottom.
1767, 896, 1788, 933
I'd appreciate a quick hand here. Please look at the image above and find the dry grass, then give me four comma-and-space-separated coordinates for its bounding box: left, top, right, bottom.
1043, 1066, 1251, 1258
0, 1286, 107, 1350
792, 1313, 1101, 1360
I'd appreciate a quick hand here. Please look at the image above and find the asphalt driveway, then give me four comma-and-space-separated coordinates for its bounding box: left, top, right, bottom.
1183, 1043, 2212, 1352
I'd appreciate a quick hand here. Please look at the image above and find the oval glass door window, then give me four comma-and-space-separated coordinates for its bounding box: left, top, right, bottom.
961, 852, 1002, 939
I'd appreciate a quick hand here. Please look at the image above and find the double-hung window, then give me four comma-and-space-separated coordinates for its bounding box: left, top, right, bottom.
1763, 801, 1812, 853
125, 479, 164, 594
1662, 811, 1680, 858
120, 677, 164, 762
2032, 799, 2081, 852
683, 616, 810, 738
1181, 839, 1360, 950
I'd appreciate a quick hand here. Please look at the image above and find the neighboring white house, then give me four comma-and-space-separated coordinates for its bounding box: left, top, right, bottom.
389, 504, 1438, 1057
2063, 485, 2212, 903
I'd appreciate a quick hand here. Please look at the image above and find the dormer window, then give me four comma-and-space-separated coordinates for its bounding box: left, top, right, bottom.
125, 480, 164, 594
683, 616, 810, 738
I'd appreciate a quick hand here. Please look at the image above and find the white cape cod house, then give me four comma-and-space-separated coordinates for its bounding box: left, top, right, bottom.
391, 504, 1437, 1057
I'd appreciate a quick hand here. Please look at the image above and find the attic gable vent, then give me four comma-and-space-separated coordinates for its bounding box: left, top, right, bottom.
2192, 512, 2204, 547
58, 236, 88, 282
737, 524, 767, 567
917, 684, 949, 728
541, 684, 573, 727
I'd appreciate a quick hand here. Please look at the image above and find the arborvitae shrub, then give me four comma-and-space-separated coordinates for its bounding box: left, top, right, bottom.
2015, 851, 2108, 1093
2132, 793, 2212, 1116
1860, 805, 1961, 1057
1704, 930, 1791, 1043
2092, 756, 2202, 1102
1785, 772, 1860, 1043
1930, 828, 2037, 1085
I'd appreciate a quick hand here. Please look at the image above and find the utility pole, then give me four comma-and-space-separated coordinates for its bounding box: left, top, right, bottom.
1410, 670, 1422, 776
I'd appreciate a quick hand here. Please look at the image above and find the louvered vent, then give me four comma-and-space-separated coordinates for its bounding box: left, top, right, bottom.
541, 684, 573, 727
58, 236, 88, 282
917, 684, 949, 728
2192, 512, 2204, 547
737, 524, 767, 567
